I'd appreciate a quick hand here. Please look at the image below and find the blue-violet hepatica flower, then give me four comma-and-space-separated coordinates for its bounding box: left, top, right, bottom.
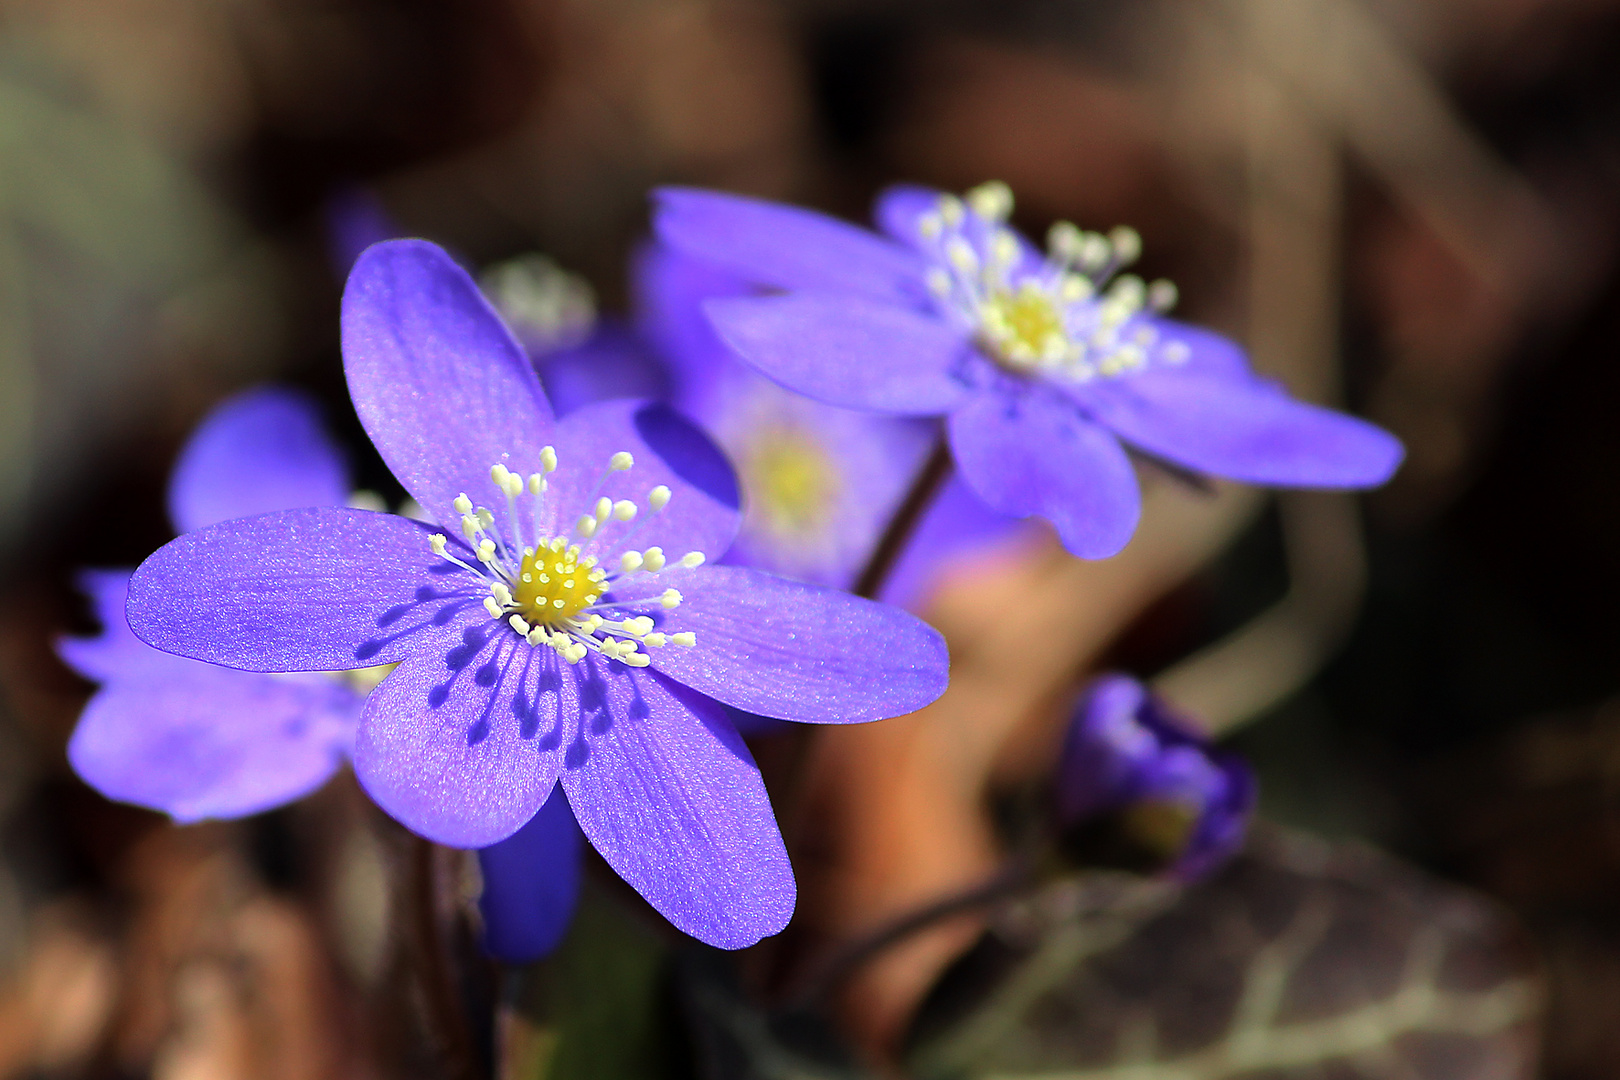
1057, 674, 1254, 881
655, 182, 1405, 559
125, 240, 949, 949
61, 388, 364, 822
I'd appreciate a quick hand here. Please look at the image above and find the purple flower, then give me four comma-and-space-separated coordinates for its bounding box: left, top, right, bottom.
1057, 674, 1254, 880
125, 240, 950, 949
60, 388, 361, 822
654, 183, 1404, 559
635, 244, 934, 590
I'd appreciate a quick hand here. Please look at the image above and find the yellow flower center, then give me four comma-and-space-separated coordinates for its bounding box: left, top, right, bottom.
745, 430, 836, 537
512, 539, 606, 624
980, 282, 1069, 366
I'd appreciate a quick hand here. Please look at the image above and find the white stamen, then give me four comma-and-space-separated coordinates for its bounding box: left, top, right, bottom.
429, 534, 448, 556
644, 633, 667, 647
621, 551, 644, 573
528, 473, 545, 495
509, 614, 531, 635
612, 499, 637, 521
660, 588, 682, 609
649, 486, 671, 511
540, 446, 558, 473
577, 516, 597, 538
454, 493, 473, 515
642, 548, 666, 572
680, 551, 705, 569
671, 632, 696, 647
609, 451, 634, 471
484, 597, 503, 618
594, 497, 612, 522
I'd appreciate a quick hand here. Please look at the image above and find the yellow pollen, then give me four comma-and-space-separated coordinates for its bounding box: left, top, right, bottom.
744, 429, 837, 537
981, 283, 1067, 365
513, 541, 597, 623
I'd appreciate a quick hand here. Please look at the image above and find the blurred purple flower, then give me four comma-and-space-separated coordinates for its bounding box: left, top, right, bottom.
60, 388, 360, 822
125, 240, 949, 949
654, 183, 1404, 560
635, 244, 934, 591
1058, 674, 1254, 880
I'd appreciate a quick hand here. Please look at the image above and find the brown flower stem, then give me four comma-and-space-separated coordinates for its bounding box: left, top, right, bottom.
853, 431, 953, 600
407, 834, 481, 1080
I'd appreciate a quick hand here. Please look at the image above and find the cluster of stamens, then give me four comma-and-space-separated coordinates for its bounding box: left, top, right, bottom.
917, 181, 1188, 382
426, 448, 702, 667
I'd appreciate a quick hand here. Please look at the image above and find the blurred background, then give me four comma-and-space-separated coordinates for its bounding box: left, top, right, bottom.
0, 0, 1618, 1076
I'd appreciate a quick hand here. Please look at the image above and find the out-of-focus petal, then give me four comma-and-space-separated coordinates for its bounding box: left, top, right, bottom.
547, 399, 740, 562
354, 637, 568, 848
705, 293, 973, 415
69, 666, 356, 823
559, 667, 793, 948
653, 187, 926, 307
58, 570, 192, 683
1056, 673, 1160, 823
324, 187, 398, 276
637, 566, 948, 723
127, 507, 484, 672
632, 244, 748, 408
342, 240, 556, 529
877, 472, 1043, 614
533, 321, 670, 417
1078, 368, 1404, 488
949, 384, 1141, 559
477, 787, 583, 963
168, 387, 349, 535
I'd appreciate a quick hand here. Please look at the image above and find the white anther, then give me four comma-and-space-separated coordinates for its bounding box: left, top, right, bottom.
461, 516, 479, 541
528, 473, 545, 495
565, 642, 587, 664
620, 551, 644, 573
967, 180, 1013, 222
429, 534, 448, 556
526, 628, 545, 646
609, 451, 634, 471
478, 539, 497, 559
577, 515, 598, 538
476, 508, 496, 530
671, 632, 696, 648
649, 485, 671, 511
1109, 274, 1146, 310
1148, 279, 1178, 313
644, 632, 667, 647
660, 588, 682, 609
625, 616, 654, 636
1048, 221, 1084, 260
946, 237, 978, 273
1108, 226, 1141, 265
624, 653, 651, 668
491, 463, 512, 488
540, 446, 558, 473
679, 551, 705, 569
1078, 233, 1111, 271
938, 195, 964, 227
991, 231, 1020, 269
642, 547, 666, 572
490, 582, 513, 606
484, 597, 503, 619
612, 499, 637, 522
918, 212, 943, 240
594, 497, 612, 521
454, 493, 473, 515
1059, 275, 1095, 303
1163, 341, 1191, 364
926, 268, 952, 297
509, 614, 531, 635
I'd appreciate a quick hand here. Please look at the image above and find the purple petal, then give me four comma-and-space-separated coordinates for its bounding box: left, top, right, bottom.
1078, 367, 1404, 488
652, 187, 926, 307
342, 240, 556, 529
127, 507, 483, 672
1056, 674, 1161, 823
634, 565, 948, 723
477, 787, 583, 962
950, 385, 1141, 559
547, 399, 741, 562
559, 667, 793, 948
353, 636, 567, 847
1174, 755, 1255, 880
69, 667, 357, 823
632, 243, 750, 404
878, 472, 1043, 613
58, 570, 194, 683
1151, 319, 1254, 380
168, 387, 350, 535
705, 293, 973, 415
532, 320, 670, 417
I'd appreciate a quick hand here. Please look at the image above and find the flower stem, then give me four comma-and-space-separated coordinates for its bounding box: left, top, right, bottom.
407, 835, 481, 1080
853, 431, 953, 600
